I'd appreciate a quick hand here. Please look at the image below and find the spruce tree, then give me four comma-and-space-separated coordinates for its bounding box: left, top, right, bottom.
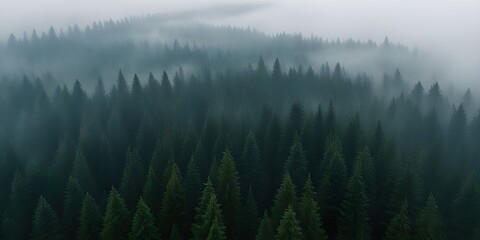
217, 148, 241, 239
77, 193, 102, 240
62, 176, 85, 239
120, 148, 145, 210
271, 173, 297, 230
32, 196, 60, 240
207, 218, 226, 240
298, 176, 327, 240
192, 192, 224, 240
160, 170, 187, 238
284, 133, 308, 191
256, 211, 274, 240
275, 205, 303, 240
415, 193, 446, 240
101, 187, 130, 240
142, 165, 161, 214
192, 178, 216, 239
450, 171, 479, 240
384, 201, 411, 240
239, 131, 262, 197
337, 162, 369, 240
240, 187, 259, 239
129, 198, 160, 240
185, 157, 202, 218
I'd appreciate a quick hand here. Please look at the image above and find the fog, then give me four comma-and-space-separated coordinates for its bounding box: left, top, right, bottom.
0, 0, 479, 88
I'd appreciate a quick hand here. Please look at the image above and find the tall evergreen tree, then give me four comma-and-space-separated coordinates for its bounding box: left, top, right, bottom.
256, 211, 274, 240
77, 193, 102, 240
415, 193, 446, 240
101, 188, 130, 240
160, 170, 188, 238
337, 161, 370, 240
271, 173, 297, 230
298, 176, 327, 240
207, 218, 226, 240
142, 165, 162, 214
120, 148, 145, 210
384, 201, 411, 240
275, 205, 303, 240
129, 198, 160, 240
62, 176, 85, 239
284, 133, 308, 191
239, 131, 262, 196
217, 148, 241, 239
450, 171, 479, 240
32, 196, 61, 240
240, 187, 259, 239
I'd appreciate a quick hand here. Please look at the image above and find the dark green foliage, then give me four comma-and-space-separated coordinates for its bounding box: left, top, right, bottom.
256, 211, 274, 240
142, 165, 161, 214
192, 178, 216, 239
284, 133, 308, 191
77, 193, 102, 240
298, 176, 327, 240
318, 143, 347, 238
160, 169, 187, 238
185, 158, 203, 220
415, 193, 446, 240
271, 173, 297, 230
450, 171, 480, 240
129, 198, 160, 240
192, 191, 224, 240
62, 176, 85, 239
32, 196, 61, 240
338, 161, 370, 240
384, 201, 411, 240
217, 148, 241, 239
120, 148, 145, 210
240, 187, 259, 239
239, 131, 263, 196
72, 150, 97, 196
275, 205, 303, 240
101, 188, 130, 240
207, 218, 226, 240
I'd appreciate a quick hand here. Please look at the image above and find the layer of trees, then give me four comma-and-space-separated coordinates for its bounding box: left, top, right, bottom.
0, 57, 479, 239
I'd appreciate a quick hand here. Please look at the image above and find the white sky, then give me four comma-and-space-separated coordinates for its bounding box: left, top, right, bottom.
1, 0, 479, 83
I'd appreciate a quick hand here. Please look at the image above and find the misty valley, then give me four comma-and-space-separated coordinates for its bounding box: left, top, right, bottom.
0, 14, 479, 240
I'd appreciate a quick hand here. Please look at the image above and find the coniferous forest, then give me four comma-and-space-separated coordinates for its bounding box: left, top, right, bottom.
0, 15, 480, 240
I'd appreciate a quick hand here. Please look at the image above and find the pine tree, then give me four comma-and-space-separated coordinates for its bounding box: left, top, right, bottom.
3, 171, 28, 239
192, 192, 225, 240
185, 157, 202, 216
275, 205, 303, 240
271, 173, 297, 230
129, 198, 160, 240
207, 218, 226, 240
298, 176, 327, 240
62, 176, 85, 239
120, 148, 145, 210
337, 162, 369, 240
318, 146, 347, 238
240, 187, 259, 239
192, 178, 216, 239
217, 148, 241, 239
415, 193, 446, 240
256, 211, 274, 240
142, 165, 161, 214
77, 193, 101, 240
272, 57, 282, 81
239, 131, 263, 197
101, 187, 130, 240
384, 201, 411, 240
450, 171, 479, 240
284, 133, 308, 191
32, 196, 61, 240
160, 170, 187, 238
72, 150, 96, 196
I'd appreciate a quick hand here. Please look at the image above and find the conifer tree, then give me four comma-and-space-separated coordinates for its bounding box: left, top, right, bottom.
207, 218, 226, 240
72, 150, 96, 196
101, 188, 130, 240
32, 196, 60, 240
450, 171, 479, 240
142, 165, 161, 214
62, 176, 85, 239
240, 187, 259, 239
217, 148, 241, 239
192, 192, 224, 240
256, 211, 274, 240
271, 173, 297, 230
239, 131, 262, 196
318, 147, 347, 238
192, 178, 216, 239
129, 198, 160, 240
298, 176, 327, 240
415, 193, 446, 240
284, 133, 308, 191
275, 205, 303, 240
338, 162, 369, 240
160, 170, 187, 238
120, 148, 145, 210
384, 201, 411, 240
77, 193, 101, 240
185, 157, 202, 216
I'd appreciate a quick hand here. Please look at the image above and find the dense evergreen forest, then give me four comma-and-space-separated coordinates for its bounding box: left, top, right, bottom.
0, 17, 479, 240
